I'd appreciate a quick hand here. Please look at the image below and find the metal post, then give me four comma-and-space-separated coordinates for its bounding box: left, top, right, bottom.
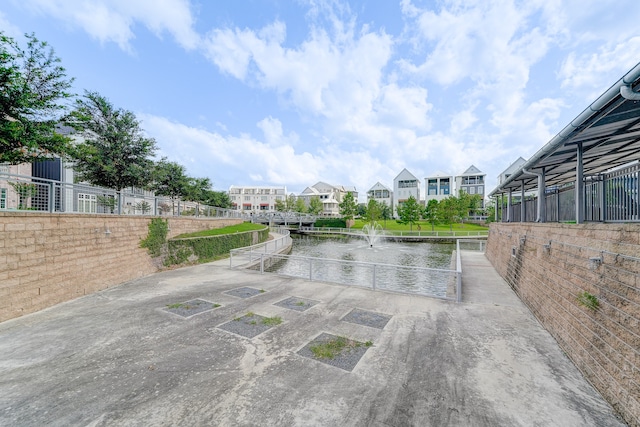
520, 181, 526, 222
576, 142, 585, 224
48, 182, 55, 213
309, 259, 313, 281
372, 265, 376, 290
260, 254, 264, 274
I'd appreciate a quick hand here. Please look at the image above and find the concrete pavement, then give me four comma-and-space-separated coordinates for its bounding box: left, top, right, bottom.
0, 252, 625, 426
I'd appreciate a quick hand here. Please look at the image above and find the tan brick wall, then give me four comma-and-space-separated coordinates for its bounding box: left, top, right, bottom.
0, 212, 242, 323
486, 222, 640, 427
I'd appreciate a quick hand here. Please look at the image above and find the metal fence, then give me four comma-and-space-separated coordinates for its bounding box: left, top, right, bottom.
228, 231, 485, 302
501, 162, 639, 223
297, 226, 488, 237
0, 172, 244, 218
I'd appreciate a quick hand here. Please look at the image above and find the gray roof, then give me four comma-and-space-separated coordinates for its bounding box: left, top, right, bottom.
490, 61, 640, 196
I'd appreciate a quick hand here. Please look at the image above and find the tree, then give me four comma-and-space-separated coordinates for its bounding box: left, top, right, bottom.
339, 191, 357, 223
396, 195, 421, 231
8, 181, 37, 209
308, 196, 323, 215
200, 190, 231, 208
285, 194, 296, 211
424, 199, 439, 231
438, 196, 458, 231
380, 202, 392, 228
274, 198, 286, 212
149, 158, 189, 201
1, 33, 74, 164
294, 197, 306, 213
70, 91, 157, 191
364, 199, 381, 224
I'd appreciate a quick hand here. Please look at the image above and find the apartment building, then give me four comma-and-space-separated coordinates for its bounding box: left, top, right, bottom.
367, 182, 393, 213
228, 185, 287, 213
393, 168, 420, 214
298, 181, 357, 217
455, 165, 486, 209
424, 172, 453, 204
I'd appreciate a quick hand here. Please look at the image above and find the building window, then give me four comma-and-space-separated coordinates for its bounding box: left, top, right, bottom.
0, 188, 6, 209
244, 196, 250, 201
398, 180, 417, 188
78, 193, 97, 213
469, 187, 476, 194
0, 163, 9, 173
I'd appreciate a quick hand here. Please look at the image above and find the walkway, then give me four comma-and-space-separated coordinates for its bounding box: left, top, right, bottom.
0, 252, 624, 426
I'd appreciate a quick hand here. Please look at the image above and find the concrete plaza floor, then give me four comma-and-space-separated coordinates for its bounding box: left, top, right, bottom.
0, 252, 625, 426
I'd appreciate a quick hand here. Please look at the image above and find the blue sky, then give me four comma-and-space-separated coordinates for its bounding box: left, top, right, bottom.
2, 0, 640, 201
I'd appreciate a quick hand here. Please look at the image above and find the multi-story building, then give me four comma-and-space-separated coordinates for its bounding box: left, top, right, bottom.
367, 182, 393, 214
497, 157, 527, 186
393, 168, 420, 214
455, 165, 486, 210
424, 172, 453, 204
228, 185, 287, 213
298, 181, 357, 217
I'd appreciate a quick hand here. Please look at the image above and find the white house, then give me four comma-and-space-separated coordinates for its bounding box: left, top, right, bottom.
228, 185, 287, 213
498, 157, 527, 185
367, 182, 393, 213
424, 172, 453, 204
455, 165, 486, 210
393, 168, 421, 214
298, 181, 357, 217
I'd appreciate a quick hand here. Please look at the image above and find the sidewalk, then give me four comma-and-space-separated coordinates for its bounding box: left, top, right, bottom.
0, 252, 624, 426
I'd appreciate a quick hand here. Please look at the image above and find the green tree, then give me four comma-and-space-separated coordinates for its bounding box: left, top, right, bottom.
396, 195, 421, 231
149, 158, 189, 201
308, 196, 323, 215
274, 198, 286, 212
380, 202, 392, 228
294, 197, 306, 213
1, 33, 74, 164
339, 192, 357, 223
424, 199, 439, 231
438, 196, 458, 231
200, 190, 231, 208
71, 91, 157, 191
364, 199, 381, 224
285, 194, 296, 211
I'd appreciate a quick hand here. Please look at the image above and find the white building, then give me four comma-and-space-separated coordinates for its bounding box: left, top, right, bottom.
228, 185, 287, 213
424, 172, 453, 204
498, 157, 527, 186
455, 165, 486, 209
298, 181, 357, 217
393, 168, 421, 214
367, 182, 393, 213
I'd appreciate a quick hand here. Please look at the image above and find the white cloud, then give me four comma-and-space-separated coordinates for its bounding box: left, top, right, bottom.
22, 0, 200, 52
0, 11, 22, 38
559, 37, 640, 100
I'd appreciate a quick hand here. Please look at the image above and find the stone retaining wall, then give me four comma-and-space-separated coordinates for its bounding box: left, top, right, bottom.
0, 212, 242, 323
485, 222, 639, 427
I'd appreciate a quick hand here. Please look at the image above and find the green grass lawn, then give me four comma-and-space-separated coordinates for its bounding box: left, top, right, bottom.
174, 222, 267, 239
351, 219, 488, 232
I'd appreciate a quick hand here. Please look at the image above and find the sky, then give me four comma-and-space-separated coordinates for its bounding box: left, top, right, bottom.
2, 0, 640, 201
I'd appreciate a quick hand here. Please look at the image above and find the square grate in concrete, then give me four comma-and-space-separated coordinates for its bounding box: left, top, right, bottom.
163, 299, 220, 318
217, 313, 282, 338
340, 308, 392, 330
223, 287, 266, 299
274, 296, 319, 312
297, 333, 372, 372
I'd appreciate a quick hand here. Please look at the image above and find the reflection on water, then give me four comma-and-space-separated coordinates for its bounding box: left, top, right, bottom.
266, 235, 456, 297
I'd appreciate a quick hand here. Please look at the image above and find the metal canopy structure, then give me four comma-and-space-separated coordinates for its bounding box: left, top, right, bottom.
490, 62, 640, 196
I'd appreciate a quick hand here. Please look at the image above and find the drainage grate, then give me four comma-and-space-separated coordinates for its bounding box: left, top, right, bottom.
217, 313, 281, 338
274, 296, 320, 312
223, 287, 266, 299
341, 308, 392, 330
297, 333, 372, 372
163, 299, 220, 318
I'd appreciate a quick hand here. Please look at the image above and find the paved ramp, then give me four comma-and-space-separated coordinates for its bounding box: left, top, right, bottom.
0, 253, 624, 426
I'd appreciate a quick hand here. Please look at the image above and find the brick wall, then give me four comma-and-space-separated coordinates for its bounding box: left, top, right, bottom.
0, 212, 242, 323
486, 222, 640, 427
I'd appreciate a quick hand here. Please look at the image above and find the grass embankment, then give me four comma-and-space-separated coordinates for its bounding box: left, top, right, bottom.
174, 222, 266, 239
350, 219, 488, 232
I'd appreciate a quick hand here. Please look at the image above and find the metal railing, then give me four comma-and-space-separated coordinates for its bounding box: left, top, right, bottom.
0, 172, 245, 218
229, 227, 293, 268
500, 162, 639, 223
298, 226, 488, 237
229, 231, 484, 302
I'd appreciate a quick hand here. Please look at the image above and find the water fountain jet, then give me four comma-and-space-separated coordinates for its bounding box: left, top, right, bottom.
362, 222, 384, 247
